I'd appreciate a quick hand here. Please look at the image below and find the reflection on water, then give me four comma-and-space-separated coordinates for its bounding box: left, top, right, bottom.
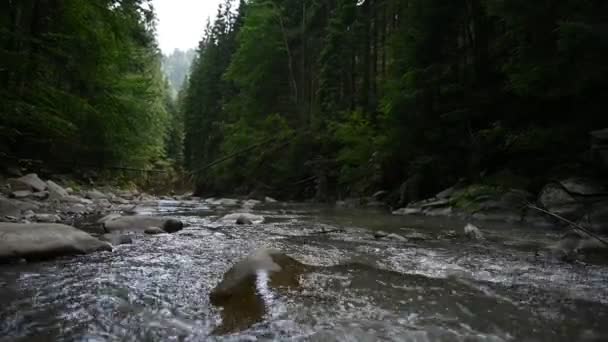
0, 199, 607, 341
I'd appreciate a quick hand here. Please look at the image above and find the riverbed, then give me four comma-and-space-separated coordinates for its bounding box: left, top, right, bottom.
1, 199, 607, 341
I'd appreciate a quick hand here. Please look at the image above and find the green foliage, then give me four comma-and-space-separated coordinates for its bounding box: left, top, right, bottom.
0, 0, 172, 171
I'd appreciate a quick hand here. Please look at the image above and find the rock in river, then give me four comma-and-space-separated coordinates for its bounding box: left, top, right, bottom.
210, 249, 307, 334
103, 215, 184, 233
464, 223, 484, 240
0, 223, 111, 262
221, 213, 265, 225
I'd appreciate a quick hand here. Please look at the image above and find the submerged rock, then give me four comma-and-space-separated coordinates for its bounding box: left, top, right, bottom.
464, 223, 484, 240
0, 223, 111, 262
549, 231, 607, 262
103, 215, 183, 233
221, 213, 265, 225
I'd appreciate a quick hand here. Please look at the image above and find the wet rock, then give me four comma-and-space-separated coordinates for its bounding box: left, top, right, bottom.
401, 230, 433, 241
31, 191, 49, 200
64, 203, 91, 215
265, 196, 278, 203
144, 227, 165, 235
210, 249, 307, 334
0, 223, 111, 262
33, 214, 61, 223
549, 231, 607, 261
86, 189, 108, 200
101, 233, 133, 245
47, 180, 69, 200
103, 216, 183, 233
425, 206, 453, 217
538, 183, 584, 220
0, 197, 38, 217
373, 230, 389, 239
242, 199, 261, 209
435, 186, 456, 200
221, 213, 264, 225
559, 178, 608, 196
97, 213, 122, 224
9, 173, 47, 192
386, 233, 408, 242
372, 190, 388, 200
464, 223, 483, 240
392, 207, 423, 216
207, 198, 240, 206
10, 190, 33, 199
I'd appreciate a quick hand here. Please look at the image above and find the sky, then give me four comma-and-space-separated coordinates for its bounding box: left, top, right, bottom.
153, 0, 222, 54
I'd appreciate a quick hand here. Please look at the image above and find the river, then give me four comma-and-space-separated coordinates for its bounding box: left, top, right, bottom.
1, 199, 607, 341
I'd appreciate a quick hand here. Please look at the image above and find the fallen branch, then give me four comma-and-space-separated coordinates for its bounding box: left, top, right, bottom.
527, 203, 608, 247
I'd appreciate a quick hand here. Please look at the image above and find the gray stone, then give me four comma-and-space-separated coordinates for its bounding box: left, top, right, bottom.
401, 230, 433, 241
0, 223, 111, 261
103, 216, 183, 233
64, 203, 90, 214
425, 206, 453, 217
144, 227, 165, 235
436, 186, 456, 200
86, 189, 108, 200
373, 230, 389, 239
538, 183, 585, 220
10, 190, 33, 199
0, 197, 38, 217
97, 213, 122, 224
221, 213, 264, 225
33, 214, 61, 223
372, 190, 388, 200
386, 233, 408, 242
9, 174, 47, 192
559, 178, 608, 196
265, 196, 278, 203
392, 207, 423, 216
47, 180, 69, 200
31, 191, 49, 200
464, 223, 484, 240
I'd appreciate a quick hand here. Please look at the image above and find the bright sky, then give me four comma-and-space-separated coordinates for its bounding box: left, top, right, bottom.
153, 0, 222, 53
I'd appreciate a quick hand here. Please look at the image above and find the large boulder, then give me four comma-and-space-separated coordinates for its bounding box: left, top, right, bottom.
210, 249, 307, 334
0, 223, 111, 262
9, 173, 47, 192
587, 201, 608, 233
103, 215, 183, 233
538, 183, 585, 220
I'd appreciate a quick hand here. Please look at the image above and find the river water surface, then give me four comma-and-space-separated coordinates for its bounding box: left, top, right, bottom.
1, 199, 607, 341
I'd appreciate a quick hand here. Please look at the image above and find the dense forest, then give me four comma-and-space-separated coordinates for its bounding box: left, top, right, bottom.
1, 0, 608, 202
0, 0, 175, 172
181, 0, 608, 201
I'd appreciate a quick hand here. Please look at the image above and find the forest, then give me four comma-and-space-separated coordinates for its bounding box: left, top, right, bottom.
2, 0, 608, 203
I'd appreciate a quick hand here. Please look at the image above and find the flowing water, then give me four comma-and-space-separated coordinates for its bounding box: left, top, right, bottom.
1, 199, 608, 341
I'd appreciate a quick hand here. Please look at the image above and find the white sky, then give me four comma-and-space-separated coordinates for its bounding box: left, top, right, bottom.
153, 0, 223, 53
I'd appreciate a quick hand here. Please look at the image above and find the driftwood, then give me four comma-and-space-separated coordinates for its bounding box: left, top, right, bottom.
527, 203, 608, 247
